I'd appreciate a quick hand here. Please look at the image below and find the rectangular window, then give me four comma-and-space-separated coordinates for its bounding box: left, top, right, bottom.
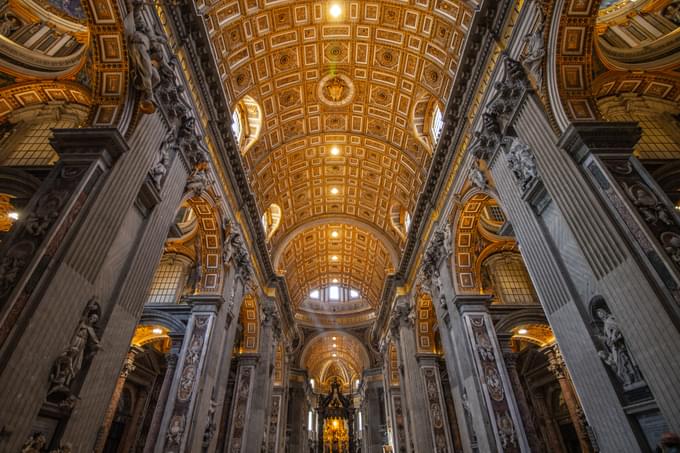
328, 285, 340, 300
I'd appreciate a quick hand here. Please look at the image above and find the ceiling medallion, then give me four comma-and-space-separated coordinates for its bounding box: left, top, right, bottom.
318, 73, 355, 107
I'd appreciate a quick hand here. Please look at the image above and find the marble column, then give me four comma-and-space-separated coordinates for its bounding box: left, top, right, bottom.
477, 59, 652, 450
457, 300, 529, 453
156, 296, 223, 453
93, 347, 141, 453
390, 297, 435, 452
361, 370, 386, 453
529, 390, 565, 453
243, 298, 278, 450
142, 350, 179, 453
420, 228, 491, 453
497, 335, 543, 453
545, 344, 593, 453
226, 298, 279, 452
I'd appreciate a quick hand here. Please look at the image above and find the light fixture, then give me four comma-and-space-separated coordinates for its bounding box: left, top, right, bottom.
329, 3, 342, 18
331, 230, 339, 238
8, 211, 19, 220
332, 352, 337, 357
517, 328, 528, 335
333, 343, 337, 348
330, 187, 339, 195
332, 336, 337, 340
331, 255, 339, 261
152, 327, 163, 335
332, 278, 338, 283
330, 146, 340, 155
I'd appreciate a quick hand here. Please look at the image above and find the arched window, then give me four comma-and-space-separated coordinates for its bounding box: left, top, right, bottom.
482, 252, 538, 305
231, 109, 241, 142
231, 95, 262, 153
389, 203, 411, 240
430, 105, 444, 145
261, 203, 282, 241
147, 254, 193, 304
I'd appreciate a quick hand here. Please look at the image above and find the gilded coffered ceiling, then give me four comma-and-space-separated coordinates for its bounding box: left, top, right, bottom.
301, 331, 371, 390
203, 0, 475, 319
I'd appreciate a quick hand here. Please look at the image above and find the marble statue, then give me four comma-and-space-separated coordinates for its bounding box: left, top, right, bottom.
126, 4, 160, 113
48, 298, 102, 398
595, 308, 644, 388
521, 7, 546, 89
507, 137, 539, 191
469, 158, 487, 190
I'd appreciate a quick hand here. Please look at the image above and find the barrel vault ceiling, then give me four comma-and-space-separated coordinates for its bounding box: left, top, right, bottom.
202, 0, 476, 323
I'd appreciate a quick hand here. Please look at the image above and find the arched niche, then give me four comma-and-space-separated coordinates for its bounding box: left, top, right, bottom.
389, 203, 411, 241
452, 190, 516, 294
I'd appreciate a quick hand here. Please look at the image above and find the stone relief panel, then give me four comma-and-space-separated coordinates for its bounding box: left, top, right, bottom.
465, 314, 523, 453
228, 365, 255, 453
422, 366, 452, 452
163, 314, 212, 453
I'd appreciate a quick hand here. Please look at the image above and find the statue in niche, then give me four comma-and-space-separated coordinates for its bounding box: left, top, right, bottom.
521, 7, 546, 89
595, 307, 645, 389
48, 298, 102, 399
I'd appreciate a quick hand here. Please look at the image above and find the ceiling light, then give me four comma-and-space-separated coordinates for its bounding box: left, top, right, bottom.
332, 352, 337, 357
333, 343, 337, 348
332, 336, 337, 340
8, 211, 19, 220
332, 278, 338, 283
517, 328, 528, 335
330, 187, 339, 195
329, 4, 342, 18
152, 327, 163, 335
331, 255, 339, 261
330, 146, 340, 155
331, 230, 339, 238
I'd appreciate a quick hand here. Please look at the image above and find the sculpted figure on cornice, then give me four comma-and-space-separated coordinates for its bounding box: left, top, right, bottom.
471, 57, 529, 160
223, 220, 253, 284
128, 1, 211, 173
506, 136, 540, 193
186, 168, 209, 197
521, 5, 546, 90
389, 299, 414, 339
469, 158, 488, 190
126, 1, 160, 114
